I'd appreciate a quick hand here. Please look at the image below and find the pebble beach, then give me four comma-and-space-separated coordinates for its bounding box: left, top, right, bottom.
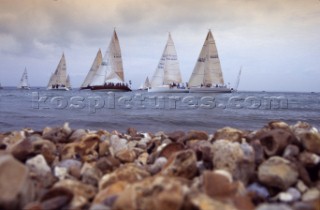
0, 121, 320, 210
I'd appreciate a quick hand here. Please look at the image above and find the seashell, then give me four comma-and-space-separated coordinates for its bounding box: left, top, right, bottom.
99, 164, 150, 191
179, 130, 208, 143
259, 129, 295, 156
0, 154, 35, 209
299, 131, 320, 155
158, 142, 185, 159
160, 149, 198, 179
42, 122, 72, 143
258, 156, 299, 190
214, 127, 244, 142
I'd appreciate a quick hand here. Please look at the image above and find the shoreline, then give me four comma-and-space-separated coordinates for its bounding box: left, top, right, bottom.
0, 121, 320, 210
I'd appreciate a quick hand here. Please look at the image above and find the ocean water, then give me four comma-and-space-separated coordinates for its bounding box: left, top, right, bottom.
0, 87, 319, 133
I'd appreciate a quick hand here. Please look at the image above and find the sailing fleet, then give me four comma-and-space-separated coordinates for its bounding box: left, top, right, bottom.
4, 29, 240, 93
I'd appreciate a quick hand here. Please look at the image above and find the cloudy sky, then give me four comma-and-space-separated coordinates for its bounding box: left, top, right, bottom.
0, 0, 319, 92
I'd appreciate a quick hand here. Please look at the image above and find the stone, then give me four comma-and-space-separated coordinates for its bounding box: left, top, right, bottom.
96, 156, 120, 174
69, 129, 88, 142
39, 187, 73, 210
283, 145, 300, 159
0, 154, 35, 209
256, 203, 292, 210
147, 157, 168, 175
214, 127, 244, 142
99, 164, 150, 190
246, 182, 269, 202
259, 129, 295, 156
190, 193, 237, 210
115, 149, 136, 163
296, 180, 308, 193
258, 156, 299, 190
302, 188, 320, 202
160, 149, 198, 179
250, 139, 265, 165
299, 131, 320, 155
81, 163, 103, 187
93, 181, 127, 205
26, 154, 51, 177
42, 123, 72, 143
202, 170, 238, 199
10, 138, 34, 162
113, 176, 185, 210
268, 121, 290, 130
298, 151, 320, 167
109, 135, 128, 155
32, 139, 57, 165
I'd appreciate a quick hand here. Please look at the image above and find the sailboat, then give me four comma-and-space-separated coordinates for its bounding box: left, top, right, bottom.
188, 30, 231, 93
148, 33, 188, 93
80, 49, 103, 90
90, 30, 131, 91
138, 77, 151, 90
17, 68, 30, 89
47, 53, 70, 91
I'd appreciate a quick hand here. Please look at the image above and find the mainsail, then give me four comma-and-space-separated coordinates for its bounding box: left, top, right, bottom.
18, 68, 30, 88
150, 33, 182, 88
139, 76, 151, 89
81, 49, 103, 88
90, 30, 125, 86
47, 53, 68, 88
188, 30, 224, 87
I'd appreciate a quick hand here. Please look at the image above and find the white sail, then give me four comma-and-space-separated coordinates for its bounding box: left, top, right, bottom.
18, 68, 30, 88
143, 77, 151, 89
90, 30, 125, 86
150, 33, 182, 88
189, 30, 224, 87
47, 53, 68, 89
81, 49, 103, 87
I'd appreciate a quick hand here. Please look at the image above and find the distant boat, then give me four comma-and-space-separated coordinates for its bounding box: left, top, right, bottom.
17, 67, 30, 90
47, 53, 70, 91
138, 76, 151, 90
188, 30, 231, 93
90, 30, 131, 92
80, 49, 103, 90
148, 33, 188, 93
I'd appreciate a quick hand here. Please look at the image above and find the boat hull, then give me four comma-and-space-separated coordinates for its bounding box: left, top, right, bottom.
148, 87, 188, 93
90, 85, 131, 92
188, 87, 232, 93
47, 87, 69, 91
18, 86, 30, 90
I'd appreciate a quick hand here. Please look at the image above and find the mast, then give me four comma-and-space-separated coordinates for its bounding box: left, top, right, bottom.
235, 66, 242, 91
81, 49, 103, 87
189, 30, 224, 87
150, 33, 182, 87
91, 29, 124, 86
